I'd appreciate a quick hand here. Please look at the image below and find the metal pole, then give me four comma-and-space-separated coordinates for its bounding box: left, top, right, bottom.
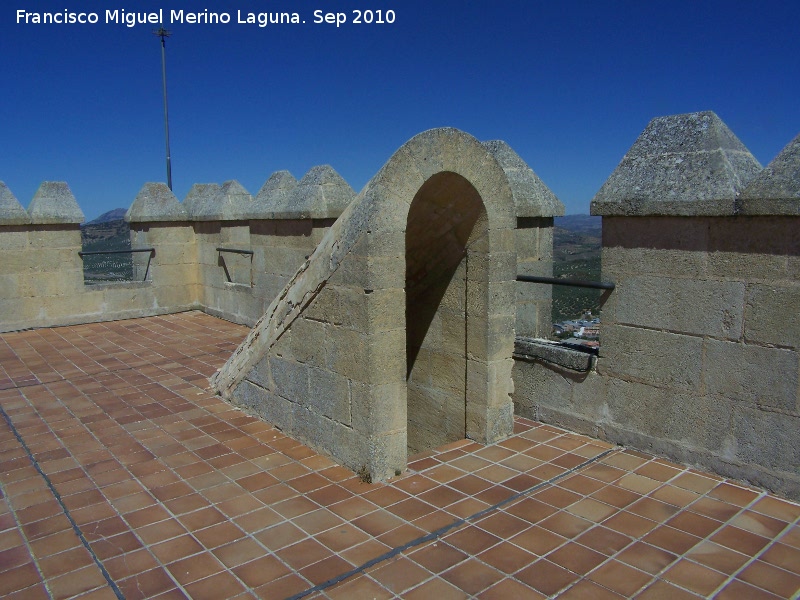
154, 27, 173, 190
516, 274, 615, 290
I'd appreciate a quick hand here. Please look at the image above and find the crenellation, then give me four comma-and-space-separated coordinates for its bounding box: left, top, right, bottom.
738, 132, 800, 215
184, 183, 222, 219
283, 165, 355, 219
126, 182, 188, 222
513, 111, 800, 499
253, 170, 298, 218
591, 111, 762, 216
2, 113, 798, 496
0, 182, 32, 225
27, 182, 84, 224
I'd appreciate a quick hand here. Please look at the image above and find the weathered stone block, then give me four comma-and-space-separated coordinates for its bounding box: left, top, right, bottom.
732, 405, 800, 474
514, 338, 594, 374
29, 226, 81, 250
368, 431, 408, 481
603, 245, 707, 280
289, 317, 327, 366
0, 298, 31, 327
154, 284, 197, 309
324, 326, 367, 381
308, 367, 351, 425
591, 112, 761, 216
615, 275, 744, 339
291, 405, 334, 455
338, 287, 405, 333
269, 357, 310, 404
329, 421, 366, 474
707, 250, 787, 282
407, 347, 433, 387
143, 224, 194, 244
0, 228, 29, 250
704, 339, 798, 411
304, 286, 342, 325
20, 271, 83, 298
246, 357, 272, 390
605, 378, 732, 451
219, 223, 250, 245
516, 302, 545, 339
330, 254, 406, 291
366, 329, 406, 385
428, 350, 466, 393
127, 183, 188, 222
600, 325, 702, 392
745, 284, 800, 348
351, 381, 406, 435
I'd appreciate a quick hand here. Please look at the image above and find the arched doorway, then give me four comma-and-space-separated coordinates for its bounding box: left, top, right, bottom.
406, 172, 489, 455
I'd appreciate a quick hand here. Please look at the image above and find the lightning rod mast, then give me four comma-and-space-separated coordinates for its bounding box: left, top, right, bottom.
154, 27, 173, 190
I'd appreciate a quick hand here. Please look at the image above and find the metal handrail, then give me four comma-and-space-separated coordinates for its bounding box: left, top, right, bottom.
216, 247, 254, 256
78, 248, 154, 257
517, 275, 615, 291
79, 247, 154, 282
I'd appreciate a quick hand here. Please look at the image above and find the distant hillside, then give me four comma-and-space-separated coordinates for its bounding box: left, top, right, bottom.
555, 214, 601, 235
80, 208, 132, 282
86, 208, 127, 225
80, 208, 129, 250
552, 215, 602, 323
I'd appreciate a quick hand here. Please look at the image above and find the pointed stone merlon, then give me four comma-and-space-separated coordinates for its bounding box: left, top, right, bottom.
482, 140, 564, 217
183, 183, 221, 219
126, 183, 187, 222
253, 170, 299, 218
27, 182, 85, 224
738, 132, 800, 215
188, 180, 254, 220
269, 165, 355, 219
591, 111, 762, 216
0, 182, 32, 225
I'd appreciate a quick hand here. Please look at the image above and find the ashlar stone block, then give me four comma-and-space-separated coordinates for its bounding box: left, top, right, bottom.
704, 339, 798, 412
615, 275, 744, 339
745, 284, 800, 348
600, 324, 703, 392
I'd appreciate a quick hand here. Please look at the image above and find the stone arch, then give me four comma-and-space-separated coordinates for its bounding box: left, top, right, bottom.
215, 128, 519, 481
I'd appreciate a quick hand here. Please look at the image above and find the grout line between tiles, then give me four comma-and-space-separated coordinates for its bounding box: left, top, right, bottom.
285, 446, 619, 600
0, 402, 126, 600
0, 450, 51, 597
708, 507, 800, 598
556, 463, 768, 598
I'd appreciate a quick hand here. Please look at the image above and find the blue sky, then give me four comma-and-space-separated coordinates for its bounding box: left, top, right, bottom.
2, 1, 798, 220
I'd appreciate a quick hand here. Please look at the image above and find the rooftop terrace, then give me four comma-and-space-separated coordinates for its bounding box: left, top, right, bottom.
1, 311, 799, 599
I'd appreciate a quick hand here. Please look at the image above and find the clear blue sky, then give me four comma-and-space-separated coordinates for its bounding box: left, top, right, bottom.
2, 1, 798, 220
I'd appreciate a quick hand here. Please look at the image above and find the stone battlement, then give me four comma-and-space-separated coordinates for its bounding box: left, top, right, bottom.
1, 111, 798, 497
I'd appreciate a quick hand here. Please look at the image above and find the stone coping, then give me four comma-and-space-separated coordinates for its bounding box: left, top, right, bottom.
514, 337, 597, 372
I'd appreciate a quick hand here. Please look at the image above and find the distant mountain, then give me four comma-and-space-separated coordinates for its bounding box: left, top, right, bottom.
554, 214, 601, 235
81, 208, 130, 252
85, 208, 127, 226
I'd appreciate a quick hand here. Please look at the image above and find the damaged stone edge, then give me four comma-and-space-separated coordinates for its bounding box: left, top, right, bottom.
513, 337, 597, 373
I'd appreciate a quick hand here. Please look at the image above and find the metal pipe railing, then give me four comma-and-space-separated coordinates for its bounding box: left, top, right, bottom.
79, 248, 154, 282
516, 274, 615, 290
216, 247, 254, 256
78, 248, 154, 257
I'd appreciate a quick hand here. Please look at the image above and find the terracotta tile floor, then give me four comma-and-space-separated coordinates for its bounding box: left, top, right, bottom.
1, 311, 799, 599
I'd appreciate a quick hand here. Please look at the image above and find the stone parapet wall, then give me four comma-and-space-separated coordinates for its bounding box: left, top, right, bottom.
514, 113, 800, 499
0, 164, 362, 332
